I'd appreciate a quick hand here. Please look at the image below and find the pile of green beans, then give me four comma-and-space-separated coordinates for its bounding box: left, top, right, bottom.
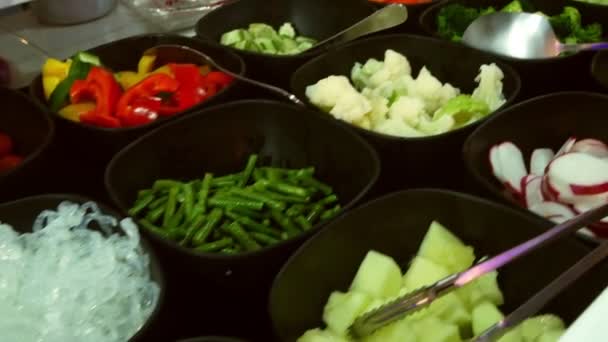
129, 154, 341, 254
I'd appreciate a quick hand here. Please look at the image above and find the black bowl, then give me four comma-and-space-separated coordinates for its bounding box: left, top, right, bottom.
419, 0, 608, 99
0, 87, 54, 202
291, 34, 520, 193
28, 34, 245, 201
463, 91, 608, 241
195, 0, 376, 89
591, 50, 608, 91
0, 193, 165, 341
105, 100, 379, 340
369, 0, 443, 34
270, 189, 608, 341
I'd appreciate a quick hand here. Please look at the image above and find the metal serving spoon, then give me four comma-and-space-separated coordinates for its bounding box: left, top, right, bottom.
349, 202, 608, 339
462, 12, 608, 59
144, 5, 408, 106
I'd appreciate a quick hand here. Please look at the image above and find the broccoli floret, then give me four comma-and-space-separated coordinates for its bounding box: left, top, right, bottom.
549, 6, 603, 43
480, 7, 496, 16
501, 0, 523, 13
437, 4, 488, 42
575, 22, 603, 42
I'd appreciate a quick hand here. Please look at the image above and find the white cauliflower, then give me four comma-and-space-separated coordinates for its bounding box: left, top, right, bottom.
418, 114, 455, 135
391, 75, 416, 100
368, 50, 411, 88
365, 92, 389, 128
329, 90, 371, 123
410, 67, 444, 113
305, 75, 355, 110
472, 63, 506, 111
388, 96, 426, 128
375, 117, 424, 138
437, 82, 460, 107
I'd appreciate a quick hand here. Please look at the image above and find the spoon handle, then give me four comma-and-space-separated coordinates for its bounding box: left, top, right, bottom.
560, 42, 608, 54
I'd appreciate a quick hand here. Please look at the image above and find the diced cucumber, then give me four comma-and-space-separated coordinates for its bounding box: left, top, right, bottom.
363, 319, 417, 342
350, 250, 402, 299
402, 256, 450, 290
322, 291, 371, 335
279, 22, 296, 38
296, 36, 317, 44
472, 301, 504, 336
496, 329, 523, 342
233, 40, 248, 50
296, 328, 350, 342
413, 317, 463, 342
536, 329, 564, 342
417, 221, 475, 273
428, 293, 472, 333
220, 29, 245, 46
457, 271, 504, 308
298, 42, 314, 51
248, 23, 276, 38
519, 315, 565, 341
254, 38, 277, 54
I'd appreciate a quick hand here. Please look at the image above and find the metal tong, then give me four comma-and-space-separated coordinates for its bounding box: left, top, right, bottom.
349, 203, 608, 340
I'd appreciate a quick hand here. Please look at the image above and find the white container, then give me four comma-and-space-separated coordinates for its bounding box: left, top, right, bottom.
32, 0, 118, 25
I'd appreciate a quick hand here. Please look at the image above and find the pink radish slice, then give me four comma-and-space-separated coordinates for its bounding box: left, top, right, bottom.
489, 145, 504, 182
495, 142, 527, 194
554, 137, 577, 159
546, 152, 608, 200
522, 175, 543, 208
530, 148, 554, 175
529, 201, 575, 221
570, 138, 608, 159
541, 175, 559, 201
573, 202, 608, 223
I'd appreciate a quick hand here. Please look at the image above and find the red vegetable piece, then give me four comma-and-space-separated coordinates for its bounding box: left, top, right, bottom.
70, 66, 123, 126
79, 112, 121, 128
205, 71, 233, 88
116, 73, 180, 126
0, 154, 22, 173
0, 132, 13, 158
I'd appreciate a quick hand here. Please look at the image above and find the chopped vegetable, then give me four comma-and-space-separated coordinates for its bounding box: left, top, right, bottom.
305, 50, 505, 138
490, 137, 608, 238
42, 50, 233, 128
0, 132, 23, 174
297, 221, 566, 341
128, 154, 341, 254
220, 22, 318, 55
437, 1, 603, 45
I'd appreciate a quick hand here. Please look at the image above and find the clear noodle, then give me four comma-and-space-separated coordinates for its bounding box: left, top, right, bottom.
0, 201, 160, 342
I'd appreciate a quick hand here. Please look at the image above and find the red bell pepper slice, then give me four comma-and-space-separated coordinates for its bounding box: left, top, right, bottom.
116, 73, 180, 127
69, 66, 122, 128
163, 63, 208, 114
205, 71, 233, 88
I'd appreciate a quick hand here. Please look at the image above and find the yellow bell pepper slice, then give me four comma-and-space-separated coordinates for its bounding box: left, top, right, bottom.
115, 71, 148, 90
42, 58, 71, 79
58, 102, 96, 122
43, 76, 61, 100
151, 65, 173, 76
138, 55, 157, 74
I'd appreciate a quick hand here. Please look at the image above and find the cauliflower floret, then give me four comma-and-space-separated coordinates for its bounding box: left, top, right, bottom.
472, 63, 506, 111
368, 50, 411, 88
388, 96, 426, 128
375, 117, 425, 138
418, 114, 455, 135
354, 116, 372, 130
365, 93, 389, 128
437, 82, 460, 107
330, 90, 371, 123
410, 67, 444, 113
391, 75, 416, 100
305, 75, 355, 110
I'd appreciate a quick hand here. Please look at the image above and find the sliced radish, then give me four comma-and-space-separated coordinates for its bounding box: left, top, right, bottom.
554, 137, 576, 159
547, 152, 608, 199
529, 201, 575, 221
541, 175, 559, 202
530, 148, 554, 175
573, 201, 608, 223
590, 222, 608, 238
571, 138, 608, 159
489, 145, 504, 182
522, 175, 543, 208
494, 142, 527, 194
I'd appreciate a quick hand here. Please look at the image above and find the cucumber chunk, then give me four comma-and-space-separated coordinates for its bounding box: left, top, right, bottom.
417, 221, 475, 273
472, 301, 504, 336
350, 250, 402, 299
322, 291, 371, 335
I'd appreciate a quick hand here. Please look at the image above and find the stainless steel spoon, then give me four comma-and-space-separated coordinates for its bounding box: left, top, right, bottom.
144, 44, 305, 106
462, 12, 608, 59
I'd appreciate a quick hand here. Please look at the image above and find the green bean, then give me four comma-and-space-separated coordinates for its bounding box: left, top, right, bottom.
182, 182, 194, 219
252, 169, 265, 182
228, 207, 266, 220
265, 168, 283, 181
129, 194, 154, 217
195, 238, 234, 252
211, 179, 237, 188
193, 208, 223, 245
300, 176, 333, 195
220, 247, 239, 254
321, 204, 342, 221
180, 214, 206, 246
139, 219, 172, 239
209, 196, 264, 211
230, 188, 285, 210
319, 194, 338, 206
148, 196, 167, 210
213, 173, 241, 183
251, 232, 279, 245
153, 179, 182, 191
294, 215, 313, 231
146, 205, 165, 223
191, 173, 212, 219
137, 189, 154, 199
268, 181, 310, 197
306, 204, 323, 224
222, 222, 260, 251
168, 204, 186, 229
239, 154, 258, 187
225, 211, 282, 239
163, 186, 179, 227
255, 189, 309, 204
288, 167, 315, 179
286, 204, 306, 217
270, 210, 300, 236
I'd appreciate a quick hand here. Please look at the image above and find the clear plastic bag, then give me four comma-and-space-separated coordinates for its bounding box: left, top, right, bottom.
122, 0, 233, 31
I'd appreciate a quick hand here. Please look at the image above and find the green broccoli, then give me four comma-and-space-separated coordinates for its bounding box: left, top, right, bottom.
437, 4, 490, 42
501, 0, 524, 13
550, 6, 603, 43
